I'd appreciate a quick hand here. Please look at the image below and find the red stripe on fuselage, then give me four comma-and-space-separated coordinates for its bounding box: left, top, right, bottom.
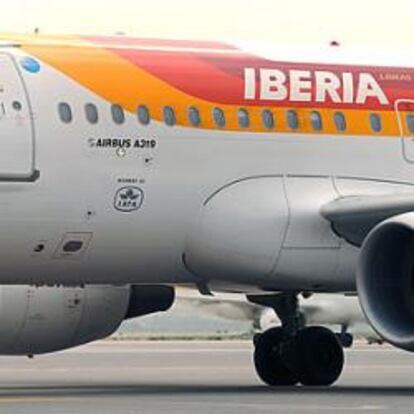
84, 36, 414, 110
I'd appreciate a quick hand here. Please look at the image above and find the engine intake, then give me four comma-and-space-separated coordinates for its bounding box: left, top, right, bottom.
357, 213, 414, 351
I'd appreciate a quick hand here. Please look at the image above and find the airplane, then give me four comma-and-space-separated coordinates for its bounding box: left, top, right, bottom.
0, 32, 411, 387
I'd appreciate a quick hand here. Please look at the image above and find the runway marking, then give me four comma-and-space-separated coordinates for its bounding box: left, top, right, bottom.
0, 397, 79, 404
76, 347, 251, 352
144, 400, 385, 411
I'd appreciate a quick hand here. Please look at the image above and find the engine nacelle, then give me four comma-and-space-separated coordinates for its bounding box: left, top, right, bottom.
0, 284, 174, 355
357, 213, 414, 351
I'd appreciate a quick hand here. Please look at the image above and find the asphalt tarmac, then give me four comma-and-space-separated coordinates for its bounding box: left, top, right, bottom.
0, 341, 413, 413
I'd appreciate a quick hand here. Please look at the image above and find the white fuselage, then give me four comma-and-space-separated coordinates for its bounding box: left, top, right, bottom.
0, 43, 413, 294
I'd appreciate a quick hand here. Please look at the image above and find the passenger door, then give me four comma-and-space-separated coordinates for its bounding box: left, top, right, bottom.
396, 99, 414, 163
0, 53, 35, 180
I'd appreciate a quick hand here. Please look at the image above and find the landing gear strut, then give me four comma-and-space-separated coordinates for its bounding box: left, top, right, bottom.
336, 325, 354, 349
248, 293, 344, 387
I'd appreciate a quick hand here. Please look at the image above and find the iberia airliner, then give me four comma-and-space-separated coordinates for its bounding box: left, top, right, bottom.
0, 33, 412, 386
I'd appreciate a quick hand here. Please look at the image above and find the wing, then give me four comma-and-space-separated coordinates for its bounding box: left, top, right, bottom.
321, 193, 414, 246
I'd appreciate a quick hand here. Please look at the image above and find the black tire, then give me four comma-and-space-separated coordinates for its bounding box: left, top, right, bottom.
295, 326, 344, 386
254, 327, 299, 386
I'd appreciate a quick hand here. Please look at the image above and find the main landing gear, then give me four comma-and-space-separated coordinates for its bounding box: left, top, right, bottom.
248, 294, 344, 387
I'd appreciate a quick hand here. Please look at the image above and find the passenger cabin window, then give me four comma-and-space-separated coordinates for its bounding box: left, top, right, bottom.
370, 113, 382, 133
334, 112, 347, 132
188, 107, 201, 127
85, 104, 98, 124
111, 104, 125, 125
58, 103, 73, 124
137, 105, 150, 125
237, 108, 250, 128
407, 114, 414, 134
262, 110, 275, 129
287, 110, 299, 129
310, 111, 323, 131
213, 107, 226, 128
163, 106, 176, 126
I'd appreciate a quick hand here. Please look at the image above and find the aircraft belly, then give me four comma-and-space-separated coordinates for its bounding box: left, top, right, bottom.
0, 218, 189, 285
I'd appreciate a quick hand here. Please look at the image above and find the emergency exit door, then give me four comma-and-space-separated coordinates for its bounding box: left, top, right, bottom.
0, 54, 35, 180
396, 99, 414, 163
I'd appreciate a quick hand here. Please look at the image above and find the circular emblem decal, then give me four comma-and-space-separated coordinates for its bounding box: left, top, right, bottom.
114, 187, 144, 213
20, 57, 41, 74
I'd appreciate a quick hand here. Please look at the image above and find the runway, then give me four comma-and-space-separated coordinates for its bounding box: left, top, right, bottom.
0, 341, 413, 413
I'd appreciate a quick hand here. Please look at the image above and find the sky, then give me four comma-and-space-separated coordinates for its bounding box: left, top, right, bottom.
0, 0, 413, 48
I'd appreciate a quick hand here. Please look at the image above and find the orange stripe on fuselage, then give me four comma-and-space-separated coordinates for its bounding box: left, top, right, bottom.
17, 39, 264, 131
6, 33, 409, 136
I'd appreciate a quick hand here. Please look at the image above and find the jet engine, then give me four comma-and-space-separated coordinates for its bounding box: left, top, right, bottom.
357, 213, 414, 351
0, 284, 174, 355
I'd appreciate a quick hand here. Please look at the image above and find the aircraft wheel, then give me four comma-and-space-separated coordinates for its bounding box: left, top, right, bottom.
254, 327, 299, 386
295, 326, 344, 386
